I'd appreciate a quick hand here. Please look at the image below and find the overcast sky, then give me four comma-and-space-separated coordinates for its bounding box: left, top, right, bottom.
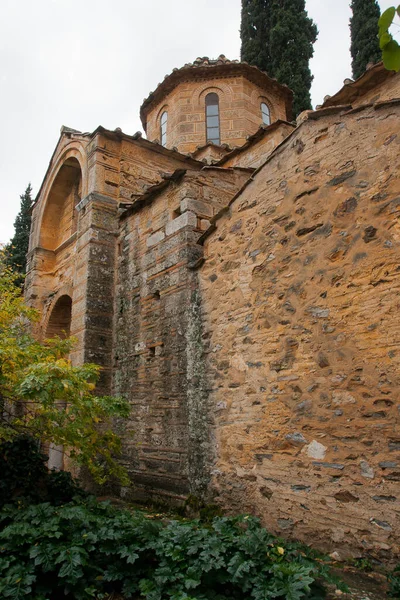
0, 0, 395, 243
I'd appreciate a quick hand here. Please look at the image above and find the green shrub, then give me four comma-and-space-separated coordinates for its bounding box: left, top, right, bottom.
0, 496, 343, 600
0, 436, 86, 508
389, 565, 400, 598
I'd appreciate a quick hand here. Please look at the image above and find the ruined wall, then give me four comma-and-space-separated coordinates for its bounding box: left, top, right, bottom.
114, 168, 248, 503
199, 100, 400, 558
144, 77, 288, 154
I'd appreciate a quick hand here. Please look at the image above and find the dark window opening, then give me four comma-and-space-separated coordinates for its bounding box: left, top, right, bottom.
206, 93, 220, 144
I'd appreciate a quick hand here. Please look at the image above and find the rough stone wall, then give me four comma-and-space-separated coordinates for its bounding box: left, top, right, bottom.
199, 101, 400, 558
144, 77, 288, 154
114, 168, 248, 504
221, 122, 295, 170
26, 130, 200, 355
88, 133, 202, 203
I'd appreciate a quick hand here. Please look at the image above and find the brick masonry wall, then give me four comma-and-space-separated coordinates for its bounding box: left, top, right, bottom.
114, 169, 248, 503
144, 77, 288, 154
199, 101, 400, 558
221, 122, 295, 170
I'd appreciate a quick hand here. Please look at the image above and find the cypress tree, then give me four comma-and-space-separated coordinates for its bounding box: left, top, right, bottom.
5, 183, 33, 281
350, 0, 381, 80
269, 0, 318, 117
240, 0, 317, 117
240, 0, 271, 71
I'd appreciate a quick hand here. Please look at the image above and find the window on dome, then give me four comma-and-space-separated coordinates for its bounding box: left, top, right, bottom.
261, 102, 271, 126
160, 111, 168, 146
205, 93, 220, 144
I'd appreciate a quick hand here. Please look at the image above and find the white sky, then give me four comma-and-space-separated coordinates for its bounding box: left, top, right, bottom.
0, 0, 395, 243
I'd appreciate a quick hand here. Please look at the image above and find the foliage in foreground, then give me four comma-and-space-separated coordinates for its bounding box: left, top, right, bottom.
0, 495, 343, 600
0, 268, 129, 484
389, 566, 400, 598
379, 6, 400, 72
0, 436, 87, 509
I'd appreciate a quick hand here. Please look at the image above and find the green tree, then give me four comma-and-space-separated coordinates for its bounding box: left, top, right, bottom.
5, 184, 33, 281
240, 0, 271, 71
269, 0, 317, 116
350, 0, 382, 79
240, 0, 318, 117
0, 267, 130, 484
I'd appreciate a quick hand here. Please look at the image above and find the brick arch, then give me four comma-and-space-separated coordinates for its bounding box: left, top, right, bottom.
39, 157, 82, 251
251, 90, 275, 123
44, 293, 73, 339
155, 103, 169, 124
193, 82, 233, 108
34, 145, 87, 251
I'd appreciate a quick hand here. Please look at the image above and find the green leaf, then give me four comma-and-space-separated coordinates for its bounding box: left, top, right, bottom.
379, 7, 396, 36
382, 40, 400, 71
380, 32, 393, 50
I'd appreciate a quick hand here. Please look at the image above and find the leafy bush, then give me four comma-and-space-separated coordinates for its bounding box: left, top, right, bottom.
0, 436, 86, 508
0, 268, 130, 484
0, 496, 342, 600
389, 565, 400, 598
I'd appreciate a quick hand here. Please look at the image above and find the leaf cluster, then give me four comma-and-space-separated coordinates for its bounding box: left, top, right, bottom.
388, 565, 400, 598
0, 497, 344, 600
0, 436, 87, 509
0, 268, 130, 484
379, 6, 400, 72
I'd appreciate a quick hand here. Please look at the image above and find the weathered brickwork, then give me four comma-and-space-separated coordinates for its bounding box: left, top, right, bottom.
114, 168, 248, 503
219, 121, 295, 169
199, 99, 400, 558
141, 56, 292, 154
25, 57, 400, 558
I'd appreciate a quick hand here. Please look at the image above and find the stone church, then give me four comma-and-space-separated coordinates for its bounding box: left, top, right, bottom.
26, 55, 400, 558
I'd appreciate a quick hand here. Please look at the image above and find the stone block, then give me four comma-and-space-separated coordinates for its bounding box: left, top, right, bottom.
180, 198, 213, 218
166, 211, 197, 236
147, 229, 165, 247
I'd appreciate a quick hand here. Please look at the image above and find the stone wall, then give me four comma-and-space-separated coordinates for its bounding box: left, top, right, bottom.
144, 77, 288, 154
220, 122, 295, 170
114, 168, 249, 503
199, 100, 400, 558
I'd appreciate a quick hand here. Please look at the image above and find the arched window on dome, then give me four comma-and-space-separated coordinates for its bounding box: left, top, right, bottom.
205, 93, 220, 144
160, 111, 168, 147
261, 102, 271, 126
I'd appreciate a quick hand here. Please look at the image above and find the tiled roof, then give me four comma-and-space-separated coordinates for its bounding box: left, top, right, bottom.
321, 62, 395, 108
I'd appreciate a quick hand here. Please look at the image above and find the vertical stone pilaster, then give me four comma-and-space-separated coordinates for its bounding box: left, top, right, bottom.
73, 192, 118, 394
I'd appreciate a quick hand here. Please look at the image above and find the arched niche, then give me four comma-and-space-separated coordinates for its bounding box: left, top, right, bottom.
40, 158, 82, 251
44, 294, 73, 471
45, 295, 72, 339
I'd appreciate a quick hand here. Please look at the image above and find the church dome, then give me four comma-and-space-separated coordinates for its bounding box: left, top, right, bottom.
140, 55, 293, 154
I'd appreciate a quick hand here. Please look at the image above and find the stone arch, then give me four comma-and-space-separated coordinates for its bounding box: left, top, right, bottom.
155, 103, 169, 124
45, 294, 72, 339
39, 157, 82, 251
